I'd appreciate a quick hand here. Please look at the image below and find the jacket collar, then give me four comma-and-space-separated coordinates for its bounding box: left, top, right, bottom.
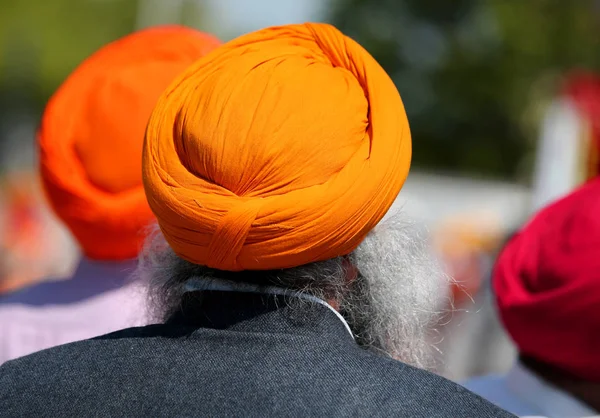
167, 280, 355, 344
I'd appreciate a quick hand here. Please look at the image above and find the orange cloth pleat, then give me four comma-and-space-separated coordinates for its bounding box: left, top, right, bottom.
143, 23, 411, 271
39, 25, 221, 260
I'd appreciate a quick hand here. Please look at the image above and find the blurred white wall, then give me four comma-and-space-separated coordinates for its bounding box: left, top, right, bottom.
393, 171, 531, 233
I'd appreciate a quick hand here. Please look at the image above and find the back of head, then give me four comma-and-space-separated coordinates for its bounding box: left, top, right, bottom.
493, 177, 600, 381
144, 23, 411, 271
39, 26, 221, 260
141, 23, 448, 368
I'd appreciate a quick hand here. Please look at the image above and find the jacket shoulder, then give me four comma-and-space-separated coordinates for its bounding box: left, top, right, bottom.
338, 347, 515, 417
0, 326, 515, 418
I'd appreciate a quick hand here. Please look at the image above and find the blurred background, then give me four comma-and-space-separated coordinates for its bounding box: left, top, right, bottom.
2, 0, 600, 380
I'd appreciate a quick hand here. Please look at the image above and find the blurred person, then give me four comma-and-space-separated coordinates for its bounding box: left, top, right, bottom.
0, 26, 221, 363
432, 216, 514, 381
0, 23, 512, 417
463, 178, 600, 417
531, 72, 600, 213
0, 172, 76, 294
434, 214, 502, 306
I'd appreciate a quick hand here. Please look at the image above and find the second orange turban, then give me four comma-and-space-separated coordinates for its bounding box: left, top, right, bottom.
39, 25, 221, 260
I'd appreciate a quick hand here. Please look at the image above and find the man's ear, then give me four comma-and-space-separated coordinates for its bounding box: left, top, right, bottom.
342, 255, 358, 284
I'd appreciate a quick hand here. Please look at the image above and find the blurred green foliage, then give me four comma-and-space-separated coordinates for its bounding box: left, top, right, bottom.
2, 1, 600, 180
0, 0, 138, 107
331, 0, 600, 179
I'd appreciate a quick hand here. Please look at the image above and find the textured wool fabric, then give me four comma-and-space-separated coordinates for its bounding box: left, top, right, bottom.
493, 177, 600, 381
0, 293, 514, 417
39, 25, 221, 260
143, 23, 412, 271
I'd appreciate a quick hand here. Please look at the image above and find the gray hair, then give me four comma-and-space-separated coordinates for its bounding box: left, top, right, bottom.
135, 214, 448, 370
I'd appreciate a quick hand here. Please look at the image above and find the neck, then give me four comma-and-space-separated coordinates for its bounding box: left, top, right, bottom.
521, 356, 600, 412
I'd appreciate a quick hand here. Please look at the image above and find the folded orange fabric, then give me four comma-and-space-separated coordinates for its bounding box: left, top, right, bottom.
39, 25, 221, 260
144, 23, 411, 271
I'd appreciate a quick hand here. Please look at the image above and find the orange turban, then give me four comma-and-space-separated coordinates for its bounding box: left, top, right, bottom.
143, 23, 411, 271
39, 25, 221, 260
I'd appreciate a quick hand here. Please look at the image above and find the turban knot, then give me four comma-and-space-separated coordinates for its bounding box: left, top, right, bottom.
39, 26, 220, 260
494, 177, 600, 380
143, 23, 411, 271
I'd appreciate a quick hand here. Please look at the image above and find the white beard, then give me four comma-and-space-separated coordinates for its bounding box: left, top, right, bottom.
351, 216, 449, 369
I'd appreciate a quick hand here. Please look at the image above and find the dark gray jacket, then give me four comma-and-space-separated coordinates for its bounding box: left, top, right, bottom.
0, 292, 513, 417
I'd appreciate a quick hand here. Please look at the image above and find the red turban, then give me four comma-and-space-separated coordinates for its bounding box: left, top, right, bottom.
39, 26, 221, 260
143, 23, 412, 271
494, 177, 600, 380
